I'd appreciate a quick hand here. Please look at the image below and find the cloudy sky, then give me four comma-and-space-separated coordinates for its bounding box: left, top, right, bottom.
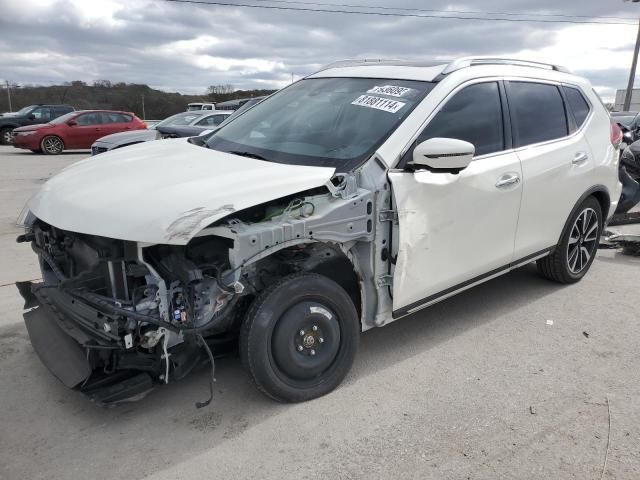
1, 0, 639, 101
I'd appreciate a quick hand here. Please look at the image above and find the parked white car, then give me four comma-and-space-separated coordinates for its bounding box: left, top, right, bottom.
186, 102, 216, 111
17, 57, 621, 405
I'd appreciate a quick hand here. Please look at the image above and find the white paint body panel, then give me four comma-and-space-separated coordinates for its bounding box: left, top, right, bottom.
25, 139, 335, 245
389, 151, 522, 310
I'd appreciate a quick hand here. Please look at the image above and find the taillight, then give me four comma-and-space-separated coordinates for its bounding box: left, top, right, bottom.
610, 121, 623, 147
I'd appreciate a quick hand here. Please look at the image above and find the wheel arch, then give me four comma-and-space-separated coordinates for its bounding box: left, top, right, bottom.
557, 185, 610, 245
246, 240, 364, 326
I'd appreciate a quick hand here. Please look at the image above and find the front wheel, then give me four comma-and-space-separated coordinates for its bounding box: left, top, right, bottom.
240, 273, 359, 402
537, 196, 602, 283
41, 135, 64, 155
0, 127, 13, 145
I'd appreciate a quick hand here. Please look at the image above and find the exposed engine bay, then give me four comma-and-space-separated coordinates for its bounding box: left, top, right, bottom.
16, 172, 388, 406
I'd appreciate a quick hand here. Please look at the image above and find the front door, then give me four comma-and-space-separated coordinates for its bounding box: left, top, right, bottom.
65, 112, 108, 148
389, 81, 523, 316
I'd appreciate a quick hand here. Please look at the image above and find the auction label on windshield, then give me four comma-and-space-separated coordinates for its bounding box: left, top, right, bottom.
352, 95, 406, 113
367, 85, 413, 97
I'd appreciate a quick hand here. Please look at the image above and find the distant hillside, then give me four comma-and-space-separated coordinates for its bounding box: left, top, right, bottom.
0, 81, 276, 119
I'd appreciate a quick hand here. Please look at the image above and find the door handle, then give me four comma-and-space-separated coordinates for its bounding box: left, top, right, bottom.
495, 173, 520, 188
572, 151, 589, 166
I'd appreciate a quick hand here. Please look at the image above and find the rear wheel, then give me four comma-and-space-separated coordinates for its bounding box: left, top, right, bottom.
537, 196, 602, 283
41, 136, 64, 155
240, 273, 359, 402
0, 127, 13, 145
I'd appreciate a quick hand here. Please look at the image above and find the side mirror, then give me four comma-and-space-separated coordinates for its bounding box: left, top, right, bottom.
27, 114, 36, 120
410, 137, 475, 174
67, 120, 77, 127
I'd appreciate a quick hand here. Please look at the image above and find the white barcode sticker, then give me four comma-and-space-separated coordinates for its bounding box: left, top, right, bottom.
367, 85, 413, 97
352, 95, 406, 113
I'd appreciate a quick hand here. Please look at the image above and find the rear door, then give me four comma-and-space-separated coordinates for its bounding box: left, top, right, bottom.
507, 81, 595, 259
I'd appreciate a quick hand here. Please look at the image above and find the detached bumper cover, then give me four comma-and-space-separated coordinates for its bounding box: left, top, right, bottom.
23, 301, 92, 388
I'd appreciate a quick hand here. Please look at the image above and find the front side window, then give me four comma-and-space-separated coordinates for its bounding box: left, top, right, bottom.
508, 82, 568, 146
564, 86, 591, 129
30, 107, 52, 122
413, 82, 505, 157
206, 77, 435, 169
197, 114, 228, 126
75, 112, 104, 126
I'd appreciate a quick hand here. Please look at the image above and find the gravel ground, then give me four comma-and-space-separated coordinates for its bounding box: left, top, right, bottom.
0, 144, 639, 480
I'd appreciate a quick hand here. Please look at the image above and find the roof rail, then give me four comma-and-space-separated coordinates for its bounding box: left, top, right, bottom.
440, 57, 571, 76
314, 58, 448, 74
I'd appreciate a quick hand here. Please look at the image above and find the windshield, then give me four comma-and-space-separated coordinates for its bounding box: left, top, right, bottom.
5, 105, 35, 116
187, 105, 203, 111
155, 112, 204, 128
206, 78, 434, 169
48, 112, 76, 125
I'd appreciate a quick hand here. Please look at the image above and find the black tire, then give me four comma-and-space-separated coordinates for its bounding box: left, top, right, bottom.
0, 127, 13, 145
239, 272, 359, 402
40, 135, 64, 155
537, 196, 602, 283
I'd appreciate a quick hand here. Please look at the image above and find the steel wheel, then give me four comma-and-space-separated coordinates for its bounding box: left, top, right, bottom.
240, 273, 359, 402
41, 136, 64, 155
566, 207, 599, 274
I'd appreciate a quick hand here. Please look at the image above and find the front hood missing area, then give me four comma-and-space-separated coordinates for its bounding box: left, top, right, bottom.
26, 139, 336, 244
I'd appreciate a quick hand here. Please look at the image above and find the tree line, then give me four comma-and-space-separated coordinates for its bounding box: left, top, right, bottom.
0, 81, 276, 119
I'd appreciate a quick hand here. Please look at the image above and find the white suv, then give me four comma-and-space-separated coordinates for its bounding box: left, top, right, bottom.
17, 57, 621, 405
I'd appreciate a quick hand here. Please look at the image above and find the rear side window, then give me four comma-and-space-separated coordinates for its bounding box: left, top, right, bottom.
415, 82, 505, 157
563, 86, 591, 128
103, 112, 132, 123
508, 82, 568, 146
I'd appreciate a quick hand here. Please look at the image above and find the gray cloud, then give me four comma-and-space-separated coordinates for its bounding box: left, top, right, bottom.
0, 0, 638, 97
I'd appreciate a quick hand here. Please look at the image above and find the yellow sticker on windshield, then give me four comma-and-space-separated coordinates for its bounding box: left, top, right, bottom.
351, 95, 406, 114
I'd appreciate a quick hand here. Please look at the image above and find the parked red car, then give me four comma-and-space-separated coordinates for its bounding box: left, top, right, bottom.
11, 110, 146, 155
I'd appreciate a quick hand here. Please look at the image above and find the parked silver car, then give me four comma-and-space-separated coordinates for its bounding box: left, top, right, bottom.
90, 111, 225, 155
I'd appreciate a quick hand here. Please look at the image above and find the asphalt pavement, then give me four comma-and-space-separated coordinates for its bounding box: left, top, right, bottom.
1, 144, 639, 480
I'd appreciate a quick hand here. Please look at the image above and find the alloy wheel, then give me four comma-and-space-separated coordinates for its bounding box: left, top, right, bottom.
566, 207, 599, 274
1, 130, 12, 144
42, 136, 63, 154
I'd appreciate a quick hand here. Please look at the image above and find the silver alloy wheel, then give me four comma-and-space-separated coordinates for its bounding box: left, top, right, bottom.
42, 136, 63, 154
566, 207, 599, 274
1, 129, 12, 144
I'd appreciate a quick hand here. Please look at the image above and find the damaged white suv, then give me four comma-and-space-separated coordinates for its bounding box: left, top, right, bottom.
17, 58, 621, 405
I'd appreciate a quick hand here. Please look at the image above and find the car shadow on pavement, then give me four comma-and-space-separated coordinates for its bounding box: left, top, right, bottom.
0, 263, 567, 480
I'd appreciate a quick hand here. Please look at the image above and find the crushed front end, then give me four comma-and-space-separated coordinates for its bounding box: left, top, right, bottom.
17, 220, 241, 406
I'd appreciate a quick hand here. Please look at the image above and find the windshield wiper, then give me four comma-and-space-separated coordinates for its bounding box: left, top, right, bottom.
228, 150, 268, 161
